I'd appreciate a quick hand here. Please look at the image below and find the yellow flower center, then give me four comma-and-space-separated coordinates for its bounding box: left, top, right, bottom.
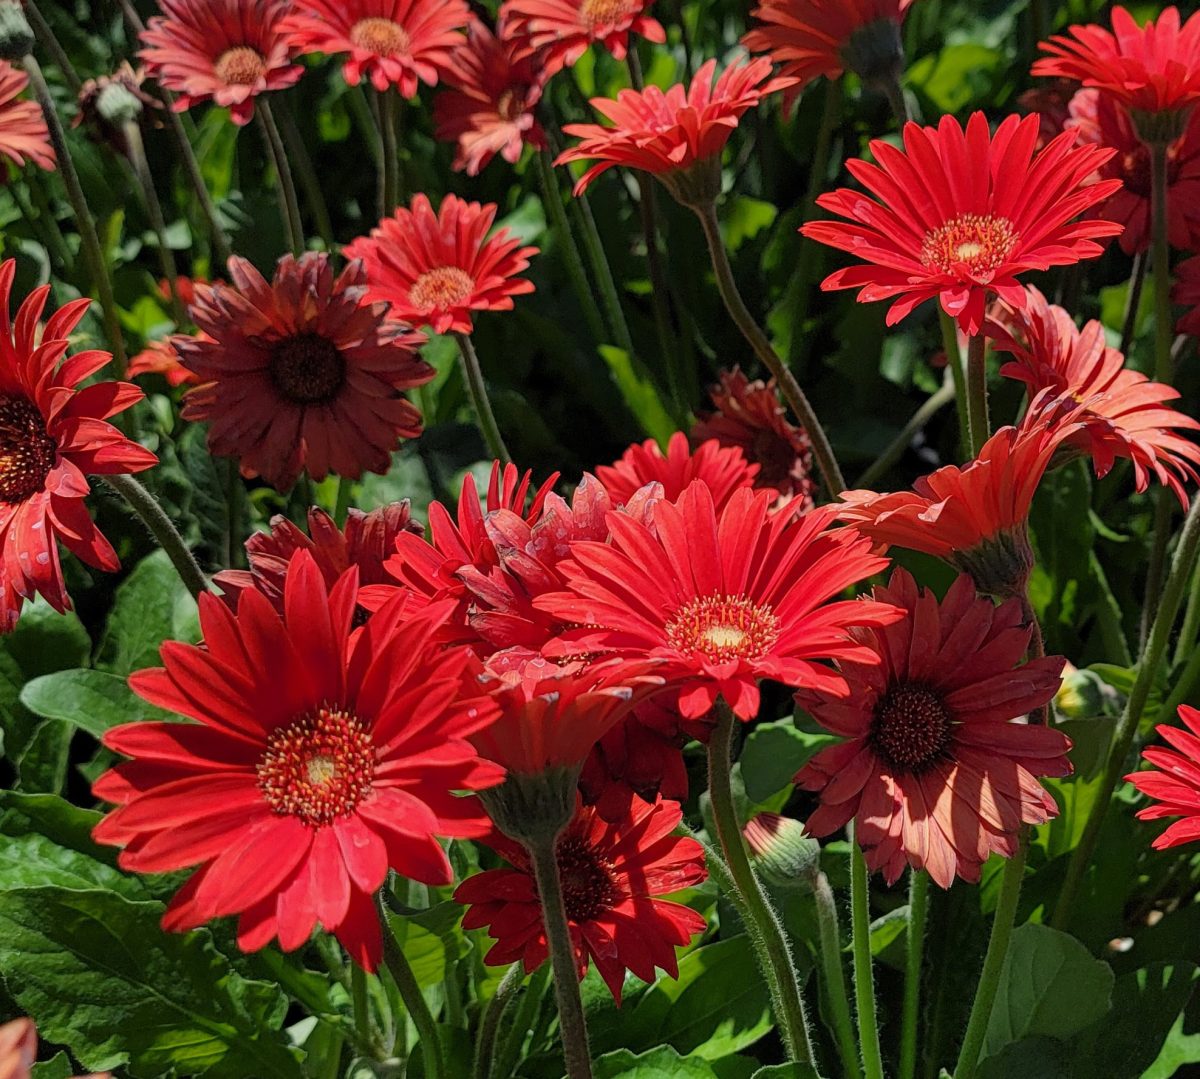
409, 266, 475, 311
214, 46, 268, 87
666, 594, 780, 662
579, 0, 638, 29
920, 213, 1018, 276
350, 17, 411, 56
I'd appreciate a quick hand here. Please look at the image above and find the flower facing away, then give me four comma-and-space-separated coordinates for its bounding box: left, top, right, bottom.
795, 570, 1070, 888
1174, 255, 1200, 338
283, 0, 470, 97
454, 797, 707, 1001
537, 481, 902, 722
0, 61, 53, 171
0, 260, 156, 631
92, 553, 504, 970
692, 367, 816, 508
176, 253, 432, 491
433, 17, 547, 176
990, 286, 1200, 505
596, 431, 759, 512
499, 0, 664, 78
73, 62, 161, 156
800, 112, 1123, 334
1127, 705, 1200, 850
556, 58, 796, 205
139, 0, 302, 126
344, 193, 538, 335
127, 339, 199, 388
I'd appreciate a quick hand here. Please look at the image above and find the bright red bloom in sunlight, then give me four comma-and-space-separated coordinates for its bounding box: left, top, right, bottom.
596, 431, 758, 512
500, 0, 664, 78
455, 798, 706, 1000
557, 59, 795, 203
345, 194, 538, 335
283, 0, 469, 97
176, 253, 432, 491
0, 261, 156, 632
1128, 706, 1200, 850
538, 482, 901, 722
139, 0, 302, 126
0, 62, 54, 171
1174, 255, 1200, 338
127, 339, 199, 388
692, 368, 816, 508
93, 554, 503, 970
801, 112, 1122, 334
434, 18, 546, 176
991, 286, 1200, 505
796, 570, 1070, 888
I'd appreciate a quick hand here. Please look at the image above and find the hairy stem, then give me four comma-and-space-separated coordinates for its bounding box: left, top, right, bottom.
105, 474, 209, 600
850, 836, 884, 1079
453, 333, 511, 465
814, 870, 862, 1079
380, 897, 446, 1079
257, 99, 304, 255
899, 869, 930, 1079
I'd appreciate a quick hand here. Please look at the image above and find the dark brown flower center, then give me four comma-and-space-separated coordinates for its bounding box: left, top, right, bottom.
258, 707, 376, 827
920, 213, 1018, 277
665, 594, 780, 663
871, 684, 953, 773
408, 266, 475, 311
350, 17, 411, 56
0, 395, 56, 504
214, 46, 268, 87
270, 333, 346, 404
555, 834, 619, 922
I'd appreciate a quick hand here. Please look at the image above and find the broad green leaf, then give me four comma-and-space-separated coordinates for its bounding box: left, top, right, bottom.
96, 550, 199, 676
20, 669, 168, 738
750, 1067, 822, 1078
594, 1047, 720, 1078
907, 44, 1005, 114
386, 902, 470, 989
740, 720, 836, 803
0, 791, 113, 865
30, 1055, 74, 1079
0, 832, 145, 898
723, 198, 778, 254
977, 1036, 1072, 1079
596, 345, 675, 446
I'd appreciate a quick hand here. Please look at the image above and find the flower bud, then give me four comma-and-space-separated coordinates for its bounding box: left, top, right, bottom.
744, 812, 821, 891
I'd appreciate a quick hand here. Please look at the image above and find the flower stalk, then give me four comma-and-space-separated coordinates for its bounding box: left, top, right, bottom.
849, 835, 884, 1079
256, 98, 305, 255
473, 963, 523, 1079
965, 332, 989, 456
1151, 139, 1173, 385
899, 869, 929, 1079
453, 332, 511, 465
813, 869, 862, 1079
380, 90, 402, 212
381, 896, 448, 1079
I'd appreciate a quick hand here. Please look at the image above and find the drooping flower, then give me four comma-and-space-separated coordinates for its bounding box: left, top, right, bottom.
127, 339, 199, 387
454, 797, 707, 1000
1174, 254, 1200, 338
1127, 705, 1200, 850
139, 0, 303, 126
74, 62, 161, 156
692, 367, 816, 507
433, 17, 547, 176
0, 61, 53, 171
499, 0, 665, 78
537, 481, 901, 722
796, 570, 1070, 888
344, 193, 538, 335
0, 260, 156, 632
800, 112, 1123, 334
990, 286, 1200, 505
176, 253, 432, 491
283, 0, 470, 97
556, 58, 796, 206
93, 552, 503, 970
596, 431, 758, 512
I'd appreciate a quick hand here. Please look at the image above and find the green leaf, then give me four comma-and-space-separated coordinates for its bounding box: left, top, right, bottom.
723, 198, 778, 254
0, 791, 114, 866
30, 1054, 75, 1079
740, 720, 836, 803
594, 1047, 720, 1078
750, 1068, 822, 1079
0, 832, 145, 898
907, 44, 1005, 114
0, 887, 299, 1078
977, 1036, 1073, 1079
386, 902, 470, 989
20, 669, 168, 738
96, 550, 199, 676
596, 345, 675, 446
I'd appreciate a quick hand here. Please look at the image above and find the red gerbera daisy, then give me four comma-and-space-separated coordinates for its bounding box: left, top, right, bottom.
1018, 78, 1080, 149
92, 553, 504, 969
795, 570, 1070, 888
454, 797, 707, 1000
127, 338, 199, 388
283, 0, 469, 97
800, 112, 1123, 334
990, 286, 1200, 505
0, 61, 54, 171
537, 481, 901, 722
433, 17, 547, 176
139, 0, 302, 126
499, 0, 664, 78
596, 431, 758, 512
1127, 705, 1200, 850
1174, 254, 1200, 338
176, 253, 432, 491
556, 58, 795, 204
692, 368, 816, 508
344, 194, 538, 336
0, 261, 156, 631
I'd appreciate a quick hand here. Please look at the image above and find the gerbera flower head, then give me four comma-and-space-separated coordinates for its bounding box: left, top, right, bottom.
556, 58, 796, 206
0, 60, 53, 170
74, 62, 161, 155
499, 0, 665, 78
692, 367, 816, 508
139, 0, 302, 126
537, 481, 902, 723
1127, 705, 1200, 850
596, 430, 758, 511
433, 17, 547, 176
93, 552, 504, 970
283, 0, 469, 97
176, 253, 432, 491
344, 193, 538, 335
990, 286, 1200, 506
1034, 6, 1200, 143
127, 338, 199, 387
0, 260, 156, 631
801, 111, 1123, 334
796, 569, 1070, 888
1174, 254, 1200, 338
454, 797, 707, 1001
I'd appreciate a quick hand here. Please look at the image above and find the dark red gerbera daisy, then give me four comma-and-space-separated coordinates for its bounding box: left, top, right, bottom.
596, 431, 758, 512
1127, 705, 1200, 850
499, 0, 664, 78
93, 552, 503, 969
1018, 78, 1079, 149
795, 570, 1070, 888
454, 797, 707, 1000
0, 61, 54, 171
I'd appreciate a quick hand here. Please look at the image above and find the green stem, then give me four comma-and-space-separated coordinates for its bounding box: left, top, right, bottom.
814, 870, 862, 1079
881, 72, 911, 128
1052, 494, 1200, 930
381, 900, 446, 1079
965, 331, 989, 456
453, 332, 511, 465
1175, 558, 1200, 668
105, 473, 209, 599
278, 104, 336, 250
849, 836, 884, 1079
1141, 489, 1176, 649
854, 374, 955, 487
1120, 249, 1147, 357
708, 701, 814, 1063
1161, 634, 1200, 723
223, 459, 244, 570
695, 200, 845, 495
492, 963, 550, 1079
20, 178, 71, 268
257, 99, 304, 255
351, 964, 373, 1056
474, 963, 524, 1079
1151, 139, 1173, 385
899, 869, 929, 1079
380, 90, 401, 213
939, 308, 970, 458
124, 122, 185, 326
333, 476, 354, 528
25, 1, 81, 93
570, 178, 637, 361
156, 94, 232, 268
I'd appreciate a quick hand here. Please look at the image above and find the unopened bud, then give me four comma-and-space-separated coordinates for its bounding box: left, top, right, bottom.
1055, 663, 1120, 719
0, 2, 34, 62
96, 82, 142, 126
744, 812, 821, 890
